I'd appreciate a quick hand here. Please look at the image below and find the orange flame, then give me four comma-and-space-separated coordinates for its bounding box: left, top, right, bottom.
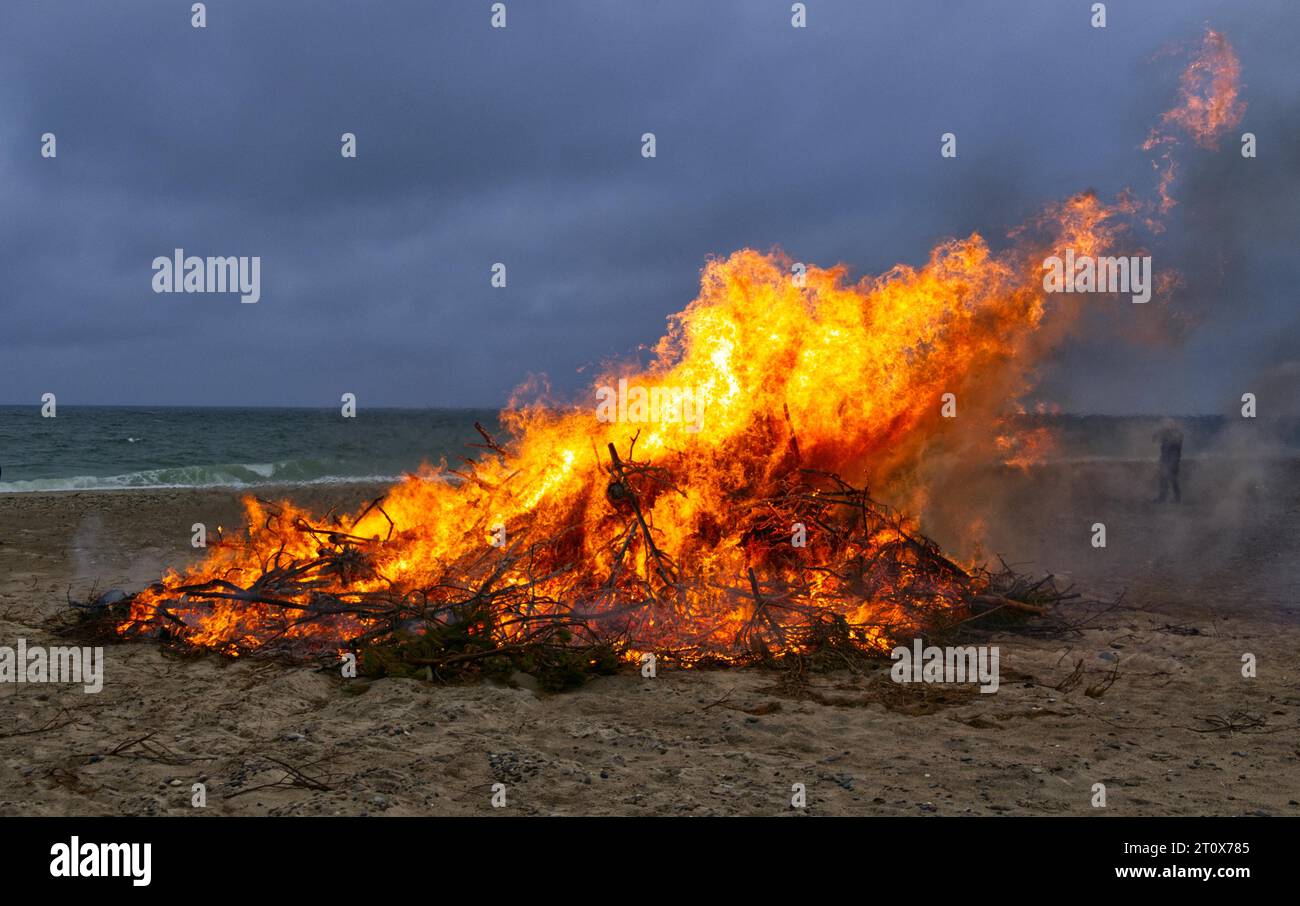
117, 28, 1248, 664
1143, 28, 1246, 214
119, 192, 1128, 661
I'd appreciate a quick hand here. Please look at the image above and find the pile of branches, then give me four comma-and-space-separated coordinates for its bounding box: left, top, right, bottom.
66, 438, 1074, 690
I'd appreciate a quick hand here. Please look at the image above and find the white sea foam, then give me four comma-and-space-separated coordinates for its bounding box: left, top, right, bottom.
0, 465, 416, 493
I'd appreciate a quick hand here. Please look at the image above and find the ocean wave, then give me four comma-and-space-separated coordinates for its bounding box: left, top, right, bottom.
4, 451, 1292, 494
0, 461, 414, 493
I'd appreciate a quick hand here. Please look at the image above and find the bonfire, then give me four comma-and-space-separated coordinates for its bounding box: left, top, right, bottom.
76, 28, 1242, 688
92, 211, 1115, 683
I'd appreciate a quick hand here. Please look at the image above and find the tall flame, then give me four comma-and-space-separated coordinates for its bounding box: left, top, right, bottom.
120, 193, 1127, 660
116, 27, 1246, 663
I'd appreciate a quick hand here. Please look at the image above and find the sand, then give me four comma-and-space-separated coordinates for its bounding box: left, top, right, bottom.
1, 461, 1297, 816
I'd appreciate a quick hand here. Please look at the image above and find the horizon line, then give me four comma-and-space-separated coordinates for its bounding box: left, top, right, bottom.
0, 403, 1283, 419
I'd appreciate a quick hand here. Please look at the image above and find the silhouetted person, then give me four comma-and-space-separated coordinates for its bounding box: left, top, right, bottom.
1153, 420, 1183, 503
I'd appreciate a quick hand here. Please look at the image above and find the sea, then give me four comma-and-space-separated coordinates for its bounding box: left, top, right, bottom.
0, 407, 1294, 493
0, 406, 499, 493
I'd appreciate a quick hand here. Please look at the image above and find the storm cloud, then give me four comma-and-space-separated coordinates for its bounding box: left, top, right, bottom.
0, 0, 1295, 412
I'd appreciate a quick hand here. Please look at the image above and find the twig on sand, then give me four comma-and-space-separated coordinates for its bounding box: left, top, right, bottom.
0, 710, 78, 739
226, 756, 334, 797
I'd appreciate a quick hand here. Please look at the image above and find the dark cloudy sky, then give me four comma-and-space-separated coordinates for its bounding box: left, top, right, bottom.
1, 0, 1296, 414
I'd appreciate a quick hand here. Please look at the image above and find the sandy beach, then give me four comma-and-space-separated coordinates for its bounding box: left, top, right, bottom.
1, 459, 1297, 817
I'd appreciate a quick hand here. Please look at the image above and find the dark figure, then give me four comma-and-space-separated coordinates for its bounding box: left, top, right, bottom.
1153, 421, 1183, 503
